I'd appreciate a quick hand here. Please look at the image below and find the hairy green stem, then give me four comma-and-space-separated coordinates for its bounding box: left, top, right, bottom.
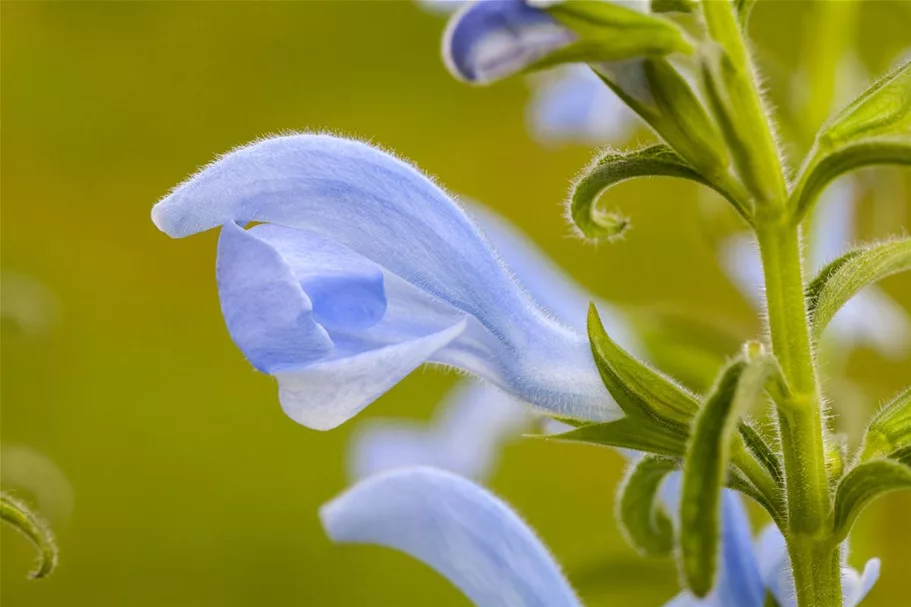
757, 223, 842, 607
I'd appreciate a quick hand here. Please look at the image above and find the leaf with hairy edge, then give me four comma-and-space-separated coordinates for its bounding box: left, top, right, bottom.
536, 417, 688, 458
807, 238, 911, 339
617, 456, 678, 556
588, 304, 699, 431
792, 60, 911, 220
734, 0, 758, 26
0, 492, 58, 579
738, 421, 784, 487
859, 386, 911, 462
679, 357, 770, 596
569, 145, 745, 242
538, 0, 693, 63
833, 459, 911, 542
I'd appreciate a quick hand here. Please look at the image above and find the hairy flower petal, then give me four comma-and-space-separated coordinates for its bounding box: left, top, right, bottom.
321, 467, 581, 607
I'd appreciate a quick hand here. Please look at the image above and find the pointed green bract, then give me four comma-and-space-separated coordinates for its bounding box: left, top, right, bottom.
538, 417, 688, 458
791, 60, 911, 220
859, 386, 911, 463
679, 357, 771, 596
806, 238, 911, 340
587, 304, 699, 430
833, 458, 911, 542
617, 456, 678, 557
0, 492, 58, 579
738, 421, 784, 487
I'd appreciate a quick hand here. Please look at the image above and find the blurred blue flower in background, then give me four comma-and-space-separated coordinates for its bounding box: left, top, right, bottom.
322, 466, 583, 607
152, 134, 615, 430
420, 0, 637, 145
720, 179, 910, 359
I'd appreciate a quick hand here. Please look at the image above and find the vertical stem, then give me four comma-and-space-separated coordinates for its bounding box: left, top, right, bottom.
757, 223, 842, 607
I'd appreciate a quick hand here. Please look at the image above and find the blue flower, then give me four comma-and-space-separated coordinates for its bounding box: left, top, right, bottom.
152, 134, 614, 430
720, 178, 910, 359
321, 466, 582, 607
443, 0, 578, 85
348, 202, 636, 481
527, 65, 638, 145
660, 476, 880, 607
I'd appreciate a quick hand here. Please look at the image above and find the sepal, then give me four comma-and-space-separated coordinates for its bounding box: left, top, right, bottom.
859, 386, 911, 463
587, 304, 699, 429
568, 145, 743, 242
833, 458, 911, 542
679, 357, 771, 596
0, 492, 58, 579
791, 59, 911, 220
616, 455, 678, 556
806, 237, 911, 341
537, 417, 688, 457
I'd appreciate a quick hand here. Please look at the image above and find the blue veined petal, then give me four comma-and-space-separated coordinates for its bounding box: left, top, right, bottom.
527, 65, 638, 145
443, 0, 576, 84
154, 134, 615, 425
714, 492, 764, 607
216, 222, 333, 374
348, 380, 529, 480
321, 467, 582, 607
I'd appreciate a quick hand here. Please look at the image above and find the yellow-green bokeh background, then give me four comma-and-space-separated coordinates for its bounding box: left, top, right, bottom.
2, 1, 909, 605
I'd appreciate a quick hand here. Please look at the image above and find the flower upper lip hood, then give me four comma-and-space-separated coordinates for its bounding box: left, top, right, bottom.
152, 134, 615, 429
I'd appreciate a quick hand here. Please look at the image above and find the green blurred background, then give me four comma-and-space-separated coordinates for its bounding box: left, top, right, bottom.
2, 1, 909, 605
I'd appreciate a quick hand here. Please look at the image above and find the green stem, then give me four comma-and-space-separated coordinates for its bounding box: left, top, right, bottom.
757, 223, 842, 607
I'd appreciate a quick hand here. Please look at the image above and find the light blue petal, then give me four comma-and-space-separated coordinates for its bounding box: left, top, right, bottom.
718, 234, 764, 310
850, 558, 880, 606
528, 66, 638, 144
348, 380, 529, 480
663, 592, 709, 607
321, 467, 582, 607
250, 224, 387, 333
442, 0, 576, 84
467, 202, 638, 350
154, 134, 615, 424
715, 492, 764, 607
216, 222, 333, 373
755, 524, 794, 607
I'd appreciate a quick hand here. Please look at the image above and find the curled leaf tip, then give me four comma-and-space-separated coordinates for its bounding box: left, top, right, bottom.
0, 492, 59, 579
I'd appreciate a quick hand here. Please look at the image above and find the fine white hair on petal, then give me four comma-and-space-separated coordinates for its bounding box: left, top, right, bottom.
321, 467, 582, 607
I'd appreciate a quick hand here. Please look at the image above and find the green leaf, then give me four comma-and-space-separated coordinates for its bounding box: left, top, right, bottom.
792, 59, 911, 220
537, 417, 688, 458
0, 492, 58, 579
569, 145, 743, 242
833, 458, 911, 542
651, 0, 695, 13
734, 0, 758, 27
587, 304, 699, 431
859, 386, 911, 462
679, 357, 770, 596
616, 455, 678, 556
541, 1, 693, 65
806, 238, 911, 340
